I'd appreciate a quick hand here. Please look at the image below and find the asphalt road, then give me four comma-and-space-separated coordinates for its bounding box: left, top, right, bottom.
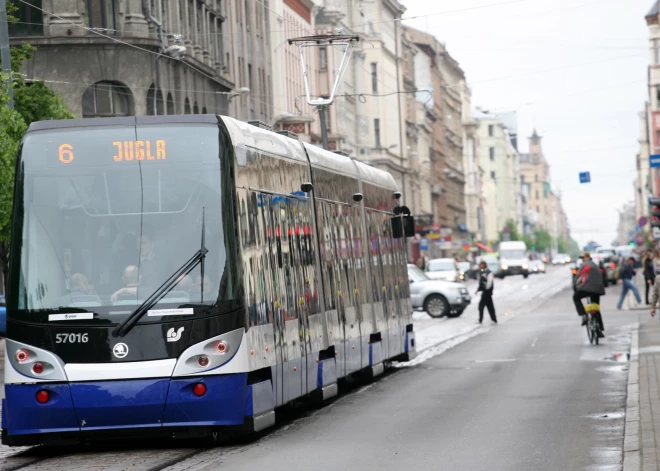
0, 266, 636, 470
163, 278, 632, 471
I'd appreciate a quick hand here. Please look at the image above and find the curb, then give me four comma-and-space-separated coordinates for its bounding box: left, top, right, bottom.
623, 324, 640, 471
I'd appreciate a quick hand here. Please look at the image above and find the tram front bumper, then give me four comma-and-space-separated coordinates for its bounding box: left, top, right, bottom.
2, 373, 250, 445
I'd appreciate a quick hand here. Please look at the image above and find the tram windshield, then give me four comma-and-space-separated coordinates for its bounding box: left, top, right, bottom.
9, 123, 240, 323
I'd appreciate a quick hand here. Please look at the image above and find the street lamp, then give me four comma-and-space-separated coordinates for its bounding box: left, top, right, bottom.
228, 87, 250, 102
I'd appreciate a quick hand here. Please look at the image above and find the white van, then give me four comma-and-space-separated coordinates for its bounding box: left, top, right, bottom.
498, 241, 530, 278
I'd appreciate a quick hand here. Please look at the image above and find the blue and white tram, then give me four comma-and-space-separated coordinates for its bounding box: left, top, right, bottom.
2, 114, 416, 446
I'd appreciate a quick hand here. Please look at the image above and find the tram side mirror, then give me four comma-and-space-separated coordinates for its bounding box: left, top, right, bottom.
391, 216, 403, 239
403, 215, 415, 237
301, 182, 313, 193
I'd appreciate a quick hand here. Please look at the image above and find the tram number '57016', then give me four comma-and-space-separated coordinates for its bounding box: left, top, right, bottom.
55, 333, 89, 344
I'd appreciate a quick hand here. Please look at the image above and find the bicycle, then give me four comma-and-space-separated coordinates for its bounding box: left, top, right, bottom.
584, 302, 602, 345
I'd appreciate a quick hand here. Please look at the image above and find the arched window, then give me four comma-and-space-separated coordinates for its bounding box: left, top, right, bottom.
82, 81, 133, 118
202, 106, 208, 114
146, 84, 165, 115
184, 98, 191, 114
166, 93, 174, 115
193, 102, 199, 114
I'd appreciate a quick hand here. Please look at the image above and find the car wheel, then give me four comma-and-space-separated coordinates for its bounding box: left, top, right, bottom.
523, 273, 528, 279
424, 294, 449, 318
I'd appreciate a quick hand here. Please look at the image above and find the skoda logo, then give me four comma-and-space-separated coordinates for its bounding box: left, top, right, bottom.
113, 343, 129, 359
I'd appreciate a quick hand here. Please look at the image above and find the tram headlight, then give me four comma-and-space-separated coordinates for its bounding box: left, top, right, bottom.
216, 341, 229, 354
197, 355, 210, 367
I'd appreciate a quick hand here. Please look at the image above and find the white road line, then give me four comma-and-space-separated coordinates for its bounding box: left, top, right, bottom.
531, 336, 538, 348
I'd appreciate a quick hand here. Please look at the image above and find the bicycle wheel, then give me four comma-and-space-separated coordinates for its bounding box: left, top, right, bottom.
587, 320, 594, 344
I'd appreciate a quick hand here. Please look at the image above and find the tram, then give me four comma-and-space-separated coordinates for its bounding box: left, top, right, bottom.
2, 114, 416, 446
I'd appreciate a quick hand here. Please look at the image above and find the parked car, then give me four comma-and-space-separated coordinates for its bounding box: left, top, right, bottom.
595, 247, 617, 285
425, 258, 460, 282
530, 260, 546, 274
552, 253, 570, 265
0, 295, 5, 337
457, 261, 477, 281
408, 265, 471, 318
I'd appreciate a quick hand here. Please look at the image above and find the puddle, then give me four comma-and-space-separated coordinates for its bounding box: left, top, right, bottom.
586, 411, 625, 420
596, 365, 629, 374
602, 353, 630, 362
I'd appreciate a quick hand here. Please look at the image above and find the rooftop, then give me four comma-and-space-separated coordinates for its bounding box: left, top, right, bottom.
647, 1, 659, 19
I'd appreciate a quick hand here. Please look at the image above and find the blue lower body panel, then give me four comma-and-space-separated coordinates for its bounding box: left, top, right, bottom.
70, 379, 170, 430
5, 383, 79, 435
163, 374, 248, 426
3, 374, 252, 440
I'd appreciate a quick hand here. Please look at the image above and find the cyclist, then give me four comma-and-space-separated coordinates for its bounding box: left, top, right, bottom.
573, 251, 605, 336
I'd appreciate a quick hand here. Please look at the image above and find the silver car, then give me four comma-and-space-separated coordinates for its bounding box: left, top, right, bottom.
425, 258, 460, 282
408, 265, 471, 318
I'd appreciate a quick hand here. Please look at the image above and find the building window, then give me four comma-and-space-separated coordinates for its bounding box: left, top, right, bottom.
491, 171, 496, 179
225, 53, 231, 74
9, 0, 43, 36
537, 205, 540, 212
319, 47, 327, 71
489, 147, 495, 161
184, 98, 191, 114
193, 102, 200, 114
86, 0, 116, 32
166, 93, 174, 115
146, 84, 164, 115
202, 106, 208, 114
488, 124, 494, 137
82, 81, 133, 117
374, 118, 381, 148
521, 175, 525, 183
655, 39, 660, 65
371, 63, 378, 93
248, 64, 253, 91
535, 174, 538, 182
536, 190, 539, 199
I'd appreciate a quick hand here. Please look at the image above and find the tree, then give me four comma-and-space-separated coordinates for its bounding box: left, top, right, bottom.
534, 230, 553, 253
499, 219, 521, 242
0, 25, 74, 293
557, 237, 568, 254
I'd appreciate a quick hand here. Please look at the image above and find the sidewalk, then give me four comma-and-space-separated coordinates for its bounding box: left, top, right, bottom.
623, 292, 660, 470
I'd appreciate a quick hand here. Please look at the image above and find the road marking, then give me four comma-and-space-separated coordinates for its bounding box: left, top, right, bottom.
531, 336, 538, 348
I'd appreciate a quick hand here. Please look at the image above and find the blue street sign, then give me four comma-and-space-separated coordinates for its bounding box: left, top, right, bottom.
651, 155, 660, 168
579, 172, 590, 183
420, 238, 429, 251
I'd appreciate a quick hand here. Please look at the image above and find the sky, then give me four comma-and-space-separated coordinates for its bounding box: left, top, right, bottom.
402, 0, 651, 248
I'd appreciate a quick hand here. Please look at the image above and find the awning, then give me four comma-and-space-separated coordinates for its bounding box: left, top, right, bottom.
476, 242, 493, 253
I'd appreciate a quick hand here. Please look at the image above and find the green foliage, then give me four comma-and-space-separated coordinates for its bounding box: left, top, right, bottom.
568, 239, 581, 258
522, 235, 534, 250
533, 230, 553, 252
557, 237, 568, 254
0, 29, 74, 292
498, 219, 521, 242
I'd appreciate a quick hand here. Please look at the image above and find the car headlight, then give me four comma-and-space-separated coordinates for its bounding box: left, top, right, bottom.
522, 264, 528, 269
459, 287, 468, 295
501, 265, 508, 270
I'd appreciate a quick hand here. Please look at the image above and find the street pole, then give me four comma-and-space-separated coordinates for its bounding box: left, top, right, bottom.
318, 104, 329, 150
0, 0, 13, 109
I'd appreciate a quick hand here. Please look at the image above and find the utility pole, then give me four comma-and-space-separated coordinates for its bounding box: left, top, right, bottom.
0, 0, 13, 109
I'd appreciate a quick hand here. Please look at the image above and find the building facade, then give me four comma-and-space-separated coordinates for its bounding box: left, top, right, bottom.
12, 0, 271, 121
270, 0, 318, 140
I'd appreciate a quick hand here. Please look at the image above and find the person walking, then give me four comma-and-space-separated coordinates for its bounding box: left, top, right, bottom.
617, 257, 642, 309
475, 261, 497, 324
644, 250, 656, 305
573, 252, 606, 333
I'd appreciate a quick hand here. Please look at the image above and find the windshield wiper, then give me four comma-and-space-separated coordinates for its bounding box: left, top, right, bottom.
112, 210, 208, 338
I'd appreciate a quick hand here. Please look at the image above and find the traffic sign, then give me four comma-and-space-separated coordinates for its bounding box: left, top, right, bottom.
579, 172, 590, 183
420, 238, 429, 251
651, 155, 660, 168
640, 216, 649, 226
